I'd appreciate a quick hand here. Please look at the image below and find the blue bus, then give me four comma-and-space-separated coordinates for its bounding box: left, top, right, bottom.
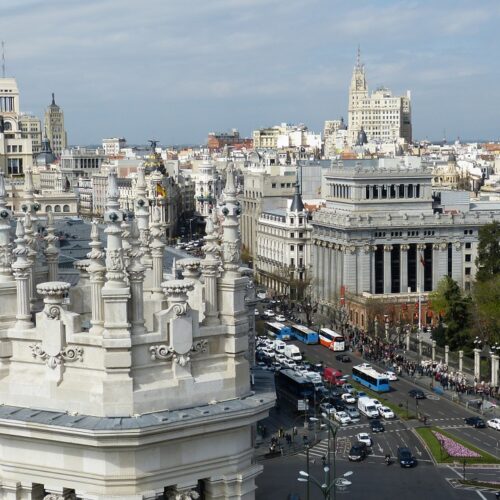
352, 364, 390, 392
265, 322, 292, 340
290, 324, 319, 345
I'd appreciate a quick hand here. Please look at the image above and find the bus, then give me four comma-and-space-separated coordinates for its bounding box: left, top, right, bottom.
319, 328, 345, 351
290, 324, 319, 345
352, 364, 390, 392
265, 322, 292, 340
275, 369, 315, 410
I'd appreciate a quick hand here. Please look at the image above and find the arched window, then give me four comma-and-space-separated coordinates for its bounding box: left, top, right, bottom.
54, 205, 61, 212
45, 205, 52, 212
63, 205, 70, 212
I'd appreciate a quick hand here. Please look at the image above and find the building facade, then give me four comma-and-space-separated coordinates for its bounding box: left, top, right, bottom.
44, 93, 67, 157
102, 137, 126, 156
19, 113, 42, 155
60, 147, 106, 188
311, 159, 499, 329
347, 52, 412, 146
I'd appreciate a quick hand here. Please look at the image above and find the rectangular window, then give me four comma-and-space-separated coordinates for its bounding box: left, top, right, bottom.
290, 245, 295, 251
272, 183, 276, 188
290, 258, 294, 266
465, 267, 471, 275
291, 232, 295, 238
465, 254, 471, 262
465, 242, 471, 249
298, 245, 303, 251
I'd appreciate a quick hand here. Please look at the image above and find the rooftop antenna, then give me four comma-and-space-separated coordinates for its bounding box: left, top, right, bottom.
356, 44, 361, 68
1, 41, 5, 78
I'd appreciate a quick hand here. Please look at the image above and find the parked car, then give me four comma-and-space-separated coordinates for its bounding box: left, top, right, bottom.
356, 432, 372, 447
464, 417, 486, 428
263, 310, 275, 317
379, 406, 395, 419
397, 447, 416, 468
370, 419, 385, 433
346, 407, 360, 420
383, 371, 398, 381
343, 383, 355, 394
334, 411, 351, 425
486, 418, 500, 430
319, 402, 336, 416
282, 359, 296, 369
335, 354, 351, 362
371, 399, 383, 410
408, 389, 425, 399
348, 442, 368, 461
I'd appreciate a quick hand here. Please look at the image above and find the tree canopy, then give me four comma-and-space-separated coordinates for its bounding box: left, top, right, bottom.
475, 221, 500, 282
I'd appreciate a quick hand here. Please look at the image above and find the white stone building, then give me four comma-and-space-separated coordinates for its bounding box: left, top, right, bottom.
348, 51, 412, 147
193, 157, 222, 217
102, 137, 126, 156
0, 165, 272, 499
255, 185, 312, 295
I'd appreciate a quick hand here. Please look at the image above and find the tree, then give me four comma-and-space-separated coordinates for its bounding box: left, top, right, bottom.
472, 275, 500, 345
475, 221, 500, 282
429, 276, 472, 349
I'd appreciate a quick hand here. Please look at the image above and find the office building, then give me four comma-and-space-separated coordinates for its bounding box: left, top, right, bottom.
44, 93, 67, 157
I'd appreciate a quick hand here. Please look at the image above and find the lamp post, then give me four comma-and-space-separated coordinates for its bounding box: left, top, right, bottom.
297, 469, 353, 500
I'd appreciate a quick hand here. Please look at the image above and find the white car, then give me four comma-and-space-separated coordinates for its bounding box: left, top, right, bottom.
383, 371, 398, 381
356, 432, 372, 447
275, 354, 286, 364
320, 402, 336, 415
487, 418, 500, 430
275, 314, 286, 322
341, 393, 356, 404
283, 359, 296, 369
371, 399, 383, 410
334, 411, 352, 425
378, 406, 395, 419
264, 310, 275, 317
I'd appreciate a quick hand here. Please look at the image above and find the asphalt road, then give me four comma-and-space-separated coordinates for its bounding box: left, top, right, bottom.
292, 341, 500, 458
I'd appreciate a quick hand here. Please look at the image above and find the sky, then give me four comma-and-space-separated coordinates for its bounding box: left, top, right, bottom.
3, 0, 500, 145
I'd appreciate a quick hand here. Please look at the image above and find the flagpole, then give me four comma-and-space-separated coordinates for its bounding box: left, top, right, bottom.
417, 286, 422, 334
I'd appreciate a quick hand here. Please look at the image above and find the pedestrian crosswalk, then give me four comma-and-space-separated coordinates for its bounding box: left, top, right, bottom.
298, 437, 352, 459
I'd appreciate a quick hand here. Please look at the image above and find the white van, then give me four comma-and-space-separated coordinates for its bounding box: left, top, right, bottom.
358, 396, 379, 418
284, 344, 302, 362
273, 340, 286, 355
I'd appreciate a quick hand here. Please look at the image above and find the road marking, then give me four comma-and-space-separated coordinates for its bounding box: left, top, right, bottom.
415, 447, 422, 457
476, 491, 487, 500
377, 443, 383, 453
447, 465, 463, 478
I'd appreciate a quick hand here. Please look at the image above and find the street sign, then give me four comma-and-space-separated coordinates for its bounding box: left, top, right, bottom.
297, 400, 306, 411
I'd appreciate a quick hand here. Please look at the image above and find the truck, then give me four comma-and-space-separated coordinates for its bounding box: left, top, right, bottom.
284, 344, 302, 362
273, 340, 286, 355
357, 396, 379, 418
323, 367, 345, 386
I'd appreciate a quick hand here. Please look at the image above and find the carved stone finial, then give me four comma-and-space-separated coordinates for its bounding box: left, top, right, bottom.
161, 279, 194, 316
36, 281, 71, 320
177, 258, 201, 279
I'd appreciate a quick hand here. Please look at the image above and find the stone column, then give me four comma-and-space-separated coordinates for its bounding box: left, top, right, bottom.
459, 350, 463, 372
149, 207, 165, 300
0, 172, 13, 283
431, 340, 436, 361
400, 244, 409, 293
444, 345, 449, 365
383, 245, 392, 294
221, 163, 241, 278
359, 245, 371, 293
451, 241, 463, 288
473, 348, 481, 381
370, 245, 376, 294
490, 354, 499, 387
87, 220, 106, 335
135, 165, 152, 269
432, 243, 441, 290
344, 245, 357, 294
418, 338, 422, 358
127, 219, 146, 335
201, 211, 221, 325
405, 329, 410, 351
44, 212, 60, 282
23, 213, 37, 307
416, 243, 426, 293
11, 219, 34, 329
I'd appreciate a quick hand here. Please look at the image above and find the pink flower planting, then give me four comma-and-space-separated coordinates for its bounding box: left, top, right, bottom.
432, 431, 480, 458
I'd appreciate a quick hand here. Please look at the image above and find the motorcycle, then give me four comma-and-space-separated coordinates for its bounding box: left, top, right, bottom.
385, 455, 392, 466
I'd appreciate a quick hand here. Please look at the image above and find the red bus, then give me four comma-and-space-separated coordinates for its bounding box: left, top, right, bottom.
319, 328, 345, 351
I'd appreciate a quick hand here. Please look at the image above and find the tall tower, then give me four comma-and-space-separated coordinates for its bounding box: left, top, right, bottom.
44, 92, 67, 157
348, 47, 368, 146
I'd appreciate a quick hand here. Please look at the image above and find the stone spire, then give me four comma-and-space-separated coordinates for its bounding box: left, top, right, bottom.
127, 218, 146, 334
103, 168, 126, 287
87, 220, 106, 335
11, 219, 33, 329
43, 211, 59, 282
149, 206, 165, 300
22, 166, 38, 222
0, 172, 13, 282
23, 213, 37, 306
135, 164, 152, 268
220, 162, 241, 275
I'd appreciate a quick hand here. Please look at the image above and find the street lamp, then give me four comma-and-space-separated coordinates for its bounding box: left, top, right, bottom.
297, 469, 353, 500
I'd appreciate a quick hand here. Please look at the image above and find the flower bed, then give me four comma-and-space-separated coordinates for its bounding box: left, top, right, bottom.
432, 431, 480, 458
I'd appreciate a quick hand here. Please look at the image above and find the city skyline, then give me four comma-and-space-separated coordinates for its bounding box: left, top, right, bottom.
3, 0, 500, 145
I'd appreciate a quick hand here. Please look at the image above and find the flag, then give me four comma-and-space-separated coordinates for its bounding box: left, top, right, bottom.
156, 183, 166, 198
420, 250, 425, 267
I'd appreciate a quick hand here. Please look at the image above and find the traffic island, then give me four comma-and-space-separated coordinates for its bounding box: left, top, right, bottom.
415, 426, 500, 465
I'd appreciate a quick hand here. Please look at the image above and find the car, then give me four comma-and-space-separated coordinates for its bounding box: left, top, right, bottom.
486, 418, 500, 430
371, 399, 383, 410
356, 432, 372, 447
334, 411, 351, 425
320, 402, 336, 415
263, 310, 275, 317
341, 393, 356, 404
356, 391, 368, 399
348, 442, 368, 461
408, 389, 426, 399
346, 407, 360, 420
275, 315, 286, 322
275, 354, 286, 363
397, 447, 416, 468
254, 309, 260, 316
343, 383, 355, 394
370, 419, 385, 433
383, 371, 398, 381
379, 406, 395, 419
283, 359, 296, 369
335, 354, 351, 362
464, 417, 486, 428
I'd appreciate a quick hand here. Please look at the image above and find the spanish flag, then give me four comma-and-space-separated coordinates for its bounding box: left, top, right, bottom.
156, 183, 167, 198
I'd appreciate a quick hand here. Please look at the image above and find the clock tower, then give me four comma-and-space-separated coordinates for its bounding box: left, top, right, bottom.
348, 47, 368, 146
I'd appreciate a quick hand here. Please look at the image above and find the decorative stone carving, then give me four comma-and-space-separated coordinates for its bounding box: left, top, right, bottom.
37, 281, 71, 320
454, 241, 462, 250
30, 343, 83, 369
73, 259, 91, 276
177, 258, 202, 279
150, 339, 208, 366
400, 244, 410, 251
165, 487, 200, 500
384, 245, 393, 252
161, 279, 195, 317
